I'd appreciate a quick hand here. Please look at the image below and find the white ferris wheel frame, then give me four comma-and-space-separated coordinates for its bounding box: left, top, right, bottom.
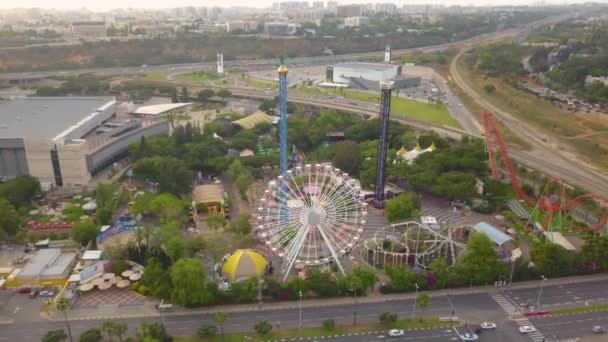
257, 164, 367, 281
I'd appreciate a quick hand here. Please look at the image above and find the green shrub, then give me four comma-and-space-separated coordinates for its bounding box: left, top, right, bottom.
131, 281, 139, 291
197, 324, 217, 338
322, 319, 335, 331
379, 312, 398, 325
253, 320, 272, 335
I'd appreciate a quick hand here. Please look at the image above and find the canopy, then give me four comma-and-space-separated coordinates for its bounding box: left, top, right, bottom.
222, 249, 267, 281
79, 283, 94, 292
82, 202, 97, 211
103, 273, 115, 280
129, 273, 142, 281
98, 282, 112, 290
121, 270, 134, 277
116, 279, 131, 288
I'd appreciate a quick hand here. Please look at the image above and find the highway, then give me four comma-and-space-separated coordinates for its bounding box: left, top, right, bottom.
532, 311, 608, 341
503, 279, 608, 310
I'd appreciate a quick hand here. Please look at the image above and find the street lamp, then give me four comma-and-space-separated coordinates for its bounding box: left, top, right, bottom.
298, 290, 303, 330
158, 299, 166, 327
536, 275, 547, 308
352, 288, 358, 326
411, 283, 419, 320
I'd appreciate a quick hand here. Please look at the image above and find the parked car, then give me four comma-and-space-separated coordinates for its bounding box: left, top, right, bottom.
28, 290, 39, 298
39, 291, 54, 298
592, 326, 606, 333
388, 329, 404, 337
519, 325, 536, 334
480, 322, 497, 330
17, 287, 31, 294
460, 333, 479, 341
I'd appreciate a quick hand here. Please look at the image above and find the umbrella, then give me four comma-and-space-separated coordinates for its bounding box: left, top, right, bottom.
221, 249, 268, 281
29, 210, 39, 215
98, 282, 112, 290
129, 273, 142, 281
116, 279, 131, 288
80, 215, 89, 221
103, 273, 115, 280
82, 202, 97, 211
91, 278, 104, 286
121, 270, 134, 278
110, 276, 122, 284
78, 283, 94, 292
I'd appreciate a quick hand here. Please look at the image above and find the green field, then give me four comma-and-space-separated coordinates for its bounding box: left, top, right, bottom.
550, 304, 608, 316
175, 317, 458, 342
339, 89, 461, 128
144, 72, 168, 81
244, 78, 278, 89
179, 72, 222, 82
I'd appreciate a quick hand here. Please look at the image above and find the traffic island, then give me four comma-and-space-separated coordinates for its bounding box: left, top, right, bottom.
175, 317, 459, 342
549, 304, 608, 316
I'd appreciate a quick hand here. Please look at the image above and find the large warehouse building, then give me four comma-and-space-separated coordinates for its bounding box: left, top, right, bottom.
326, 62, 420, 90
0, 96, 171, 189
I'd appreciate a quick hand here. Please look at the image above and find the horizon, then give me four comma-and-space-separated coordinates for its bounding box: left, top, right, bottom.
0, 0, 604, 12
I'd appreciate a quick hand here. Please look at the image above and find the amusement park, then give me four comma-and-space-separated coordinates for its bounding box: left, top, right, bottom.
1, 51, 608, 342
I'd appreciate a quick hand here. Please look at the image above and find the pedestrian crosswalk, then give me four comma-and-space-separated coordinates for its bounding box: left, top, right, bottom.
491, 293, 546, 342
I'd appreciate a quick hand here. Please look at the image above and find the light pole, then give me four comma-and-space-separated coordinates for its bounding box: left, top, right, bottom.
411, 283, 419, 320
536, 275, 547, 308
446, 291, 455, 317
352, 288, 358, 326
158, 299, 166, 327
298, 290, 303, 331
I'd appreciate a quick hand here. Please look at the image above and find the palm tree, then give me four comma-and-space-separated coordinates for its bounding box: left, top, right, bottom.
56, 298, 73, 342
102, 319, 115, 342
214, 311, 228, 340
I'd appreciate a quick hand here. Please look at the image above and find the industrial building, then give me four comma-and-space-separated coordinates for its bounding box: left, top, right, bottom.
14, 248, 77, 287
326, 62, 421, 90
0, 97, 171, 189
263, 22, 297, 36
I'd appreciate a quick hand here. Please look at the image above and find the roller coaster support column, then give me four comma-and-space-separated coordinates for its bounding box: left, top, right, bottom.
374, 81, 394, 208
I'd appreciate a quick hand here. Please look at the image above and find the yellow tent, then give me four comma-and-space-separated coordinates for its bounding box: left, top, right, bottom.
397, 146, 407, 156
222, 249, 268, 281
414, 144, 423, 152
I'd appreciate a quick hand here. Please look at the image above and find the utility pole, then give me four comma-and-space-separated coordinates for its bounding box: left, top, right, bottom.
536, 275, 547, 308
411, 283, 419, 320
298, 291, 303, 331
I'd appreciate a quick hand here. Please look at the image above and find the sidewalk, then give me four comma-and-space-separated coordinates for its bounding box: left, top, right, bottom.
41, 273, 608, 322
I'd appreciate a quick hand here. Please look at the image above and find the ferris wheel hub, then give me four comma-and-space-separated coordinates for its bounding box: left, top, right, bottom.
300, 205, 325, 226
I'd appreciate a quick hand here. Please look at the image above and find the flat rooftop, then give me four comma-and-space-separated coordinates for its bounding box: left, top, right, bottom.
132, 103, 192, 116
0, 96, 115, 140
17, 248, 76, 279
332, 62, 397, 72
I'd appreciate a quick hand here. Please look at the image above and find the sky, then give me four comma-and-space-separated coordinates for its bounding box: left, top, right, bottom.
0, 0, 598, 11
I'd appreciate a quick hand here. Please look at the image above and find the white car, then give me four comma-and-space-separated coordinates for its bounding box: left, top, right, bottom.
388, 329, 404, 337
480, 322, 497, 330
519, 325, 537, 334
460, 333, 479, 341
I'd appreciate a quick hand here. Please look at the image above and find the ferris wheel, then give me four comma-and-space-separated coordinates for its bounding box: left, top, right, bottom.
257, 164, 367, 281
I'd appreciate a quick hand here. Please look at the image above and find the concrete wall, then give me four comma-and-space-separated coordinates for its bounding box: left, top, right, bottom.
332, 65, 399, 84
0, 138, 29, 179
23, 138, 91, 188
23, 138, 55, 187
59, 141, 91, 186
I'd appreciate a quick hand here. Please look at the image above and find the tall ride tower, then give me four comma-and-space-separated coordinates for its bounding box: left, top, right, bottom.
374, 81, 394, 208
278, 57, 289, 174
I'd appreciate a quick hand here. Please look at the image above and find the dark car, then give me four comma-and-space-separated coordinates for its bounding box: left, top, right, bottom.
17, 287, 31, 294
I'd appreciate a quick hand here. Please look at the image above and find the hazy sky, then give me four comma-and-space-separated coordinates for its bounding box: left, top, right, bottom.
0, 0, 596, 11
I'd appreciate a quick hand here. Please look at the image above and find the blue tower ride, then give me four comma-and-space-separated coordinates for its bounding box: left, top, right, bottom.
374, 81, 395, 208
278, 57, 289, 174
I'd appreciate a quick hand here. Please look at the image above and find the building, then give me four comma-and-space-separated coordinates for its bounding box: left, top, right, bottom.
375, 3, 398, 13
336, 4, 362, 17
15, 248, 77, 287
293, 10, 324, 25
226, 20, 259, 33
472, 222, 515, 249
344, 16, 370, 28
278, 1, 309, 11
193, 184, 224, 217
585, 75, 608, 87
71, 21, 107, 37
130, 102, 192, 119
263, 22, 297, 36
312, 1, 324, 9
0, 97, 170, 188
327, 62, 401, 84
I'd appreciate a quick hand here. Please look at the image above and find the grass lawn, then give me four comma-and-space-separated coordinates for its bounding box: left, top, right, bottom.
144, 72, 168, 81
336, 89, 461, 128
175, 317, 458, 342
179, 72, 222, 82
550, 304, 608, 316
293, 85, 330, 96
244, 78, 278, 89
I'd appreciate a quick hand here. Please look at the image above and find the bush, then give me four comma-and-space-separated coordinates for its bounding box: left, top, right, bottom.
253, 320, 273, 336
483, 84, 496, 93
322, 319, 336, 331
137, 285, 149, 296
197, 324, 217, 338
131, 281, 139, 291
379, 312, 398, 325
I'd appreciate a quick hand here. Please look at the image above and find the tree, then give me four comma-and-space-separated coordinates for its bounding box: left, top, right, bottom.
229, 130, 257, 150
379, 312, 398, 325
96, 207, 112, 225
531, 242, 574, 277
165, 236, 186, 263
42, 330, 68, 342
429, 257, 449, 289
197, 325, 217, 338
113, 322, 128, 342
150, 193, 186, 224
206, 212, 226, 230
101, 320, 115, 342
352, 267, 378, 291
384, 192, 421, 223
95, 183, 115, 210
228, 213, 252, 235
143, 257, 172, 299
133, 157, 192, 195
234, 172, 253, 199
56, 297, 74, 342
135, 322, 172, 342
431, 171, 476, 201
332, 140, 361, 175
457, 233, 505, 285
217, 89, 232, 100
79, 328, 102, 342
322, 319, 336, 331
170, 258, 214, 307
579, 235, 608, 271
0, 175, 41, 208
214, 311, 228, 339
483, 84, 496, 93
417, 292, 431, 317
71, 220, 99, 246
0, 198, 19, 236
253, 320, 273, 336
198, 89, 215, 102
286, 277, 308, 298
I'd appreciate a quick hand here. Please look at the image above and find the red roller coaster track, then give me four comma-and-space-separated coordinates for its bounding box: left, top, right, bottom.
482, 111, 608, 232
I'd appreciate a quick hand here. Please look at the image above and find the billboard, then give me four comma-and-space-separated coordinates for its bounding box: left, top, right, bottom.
384, 45, 391, 64
217, 53, 224, 74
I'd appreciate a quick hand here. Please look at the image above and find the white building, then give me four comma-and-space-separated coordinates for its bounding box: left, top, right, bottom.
344, 16, 370, 28
328, 62, 401, 84
585, 75, 608, 87
226, 20, 259, 33
375, 3, 398, 14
